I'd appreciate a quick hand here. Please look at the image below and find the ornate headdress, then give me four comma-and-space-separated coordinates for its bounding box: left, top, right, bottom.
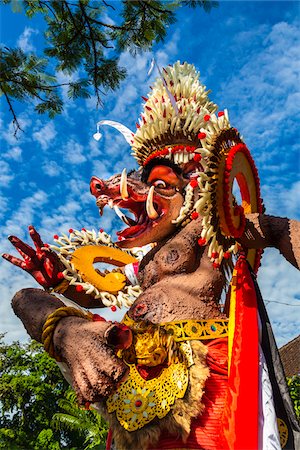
131, 61, 217, 165
94, 61, 262, 271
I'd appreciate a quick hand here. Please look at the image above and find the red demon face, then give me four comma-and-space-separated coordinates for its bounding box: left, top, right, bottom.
90, 159, 202, 248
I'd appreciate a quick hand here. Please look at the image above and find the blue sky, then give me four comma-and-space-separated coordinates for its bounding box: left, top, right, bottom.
0, 1, 299, 347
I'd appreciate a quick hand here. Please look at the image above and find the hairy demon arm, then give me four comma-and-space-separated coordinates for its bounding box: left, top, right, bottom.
241, 213, 300, 270
12, 288, 65, 342
12, 288, 131, 403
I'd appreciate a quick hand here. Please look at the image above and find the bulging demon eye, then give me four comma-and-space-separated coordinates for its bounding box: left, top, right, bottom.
153, 180, 167, 189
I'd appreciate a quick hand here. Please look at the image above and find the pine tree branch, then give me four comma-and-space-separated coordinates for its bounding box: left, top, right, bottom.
87, 17, 130, 31
102, 0, 115, 11
62, 0, 85, 36
0, 77, 78, 91
140, 0, 173, 16
0, 84, 23, 136
78, 1, 102, 106
38, 0, 59, 22
57, 29, 82, 49
1, 0, 217, 136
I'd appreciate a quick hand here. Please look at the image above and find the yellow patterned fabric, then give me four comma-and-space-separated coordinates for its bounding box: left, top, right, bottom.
122, 315, 229, 341
107, 316, 229, 431
106, 361, 188, 431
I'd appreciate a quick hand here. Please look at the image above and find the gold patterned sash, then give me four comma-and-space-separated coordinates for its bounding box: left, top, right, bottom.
122, 314, 229, 341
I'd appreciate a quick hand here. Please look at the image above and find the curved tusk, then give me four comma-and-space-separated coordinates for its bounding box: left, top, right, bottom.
114, 205, 130, 225
146, 186, 159, 220
120, 168, 129, 200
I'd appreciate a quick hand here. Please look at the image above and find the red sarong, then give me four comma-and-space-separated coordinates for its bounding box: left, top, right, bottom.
150, 338, 228, 450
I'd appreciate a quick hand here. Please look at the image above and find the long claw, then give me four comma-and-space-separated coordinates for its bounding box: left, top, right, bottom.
146, 186, 159, 220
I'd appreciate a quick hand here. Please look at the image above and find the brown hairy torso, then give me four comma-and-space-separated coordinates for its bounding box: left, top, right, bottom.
128, 218, 227, 324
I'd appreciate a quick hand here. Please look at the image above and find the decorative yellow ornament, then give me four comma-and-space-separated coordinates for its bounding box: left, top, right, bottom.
107, 361, 188, 431
70, 245, 136, 293
50, 229, 143, 308
277, 418, 288, 448
122, 314, 229, 342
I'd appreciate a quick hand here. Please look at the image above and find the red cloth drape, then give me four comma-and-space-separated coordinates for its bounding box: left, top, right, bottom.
221, 256, 259, 450
151, 338, 229, 450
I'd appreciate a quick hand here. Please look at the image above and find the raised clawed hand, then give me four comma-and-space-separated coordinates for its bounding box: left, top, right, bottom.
2, 225, 63, 289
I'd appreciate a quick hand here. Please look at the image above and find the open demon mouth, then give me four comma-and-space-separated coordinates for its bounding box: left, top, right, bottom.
97, 192, 164, 242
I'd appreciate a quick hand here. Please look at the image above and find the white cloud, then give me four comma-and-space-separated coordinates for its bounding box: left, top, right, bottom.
0, 189, 50, 343
85, 95, 98, 111
3, 146, 22, 162
16, 27, 39, 52
110, 83, 138, 117
262, 180, 300, 219
88, 138, 102, 158
0, 161, 14, 186
42, 160, 63, 177
0, 260, 39, 343
2, 190, 48, 240
1, 115, 32, 146
0, 195, 8, 220
57, 200, 81, 215
91, 159, 112, 180
258, 248, 300, 348
66, 178, 90, 199
63, 139, 87, 164
219, 20, 300, 157
32, 122, 57, 151
55, 70, 80, 118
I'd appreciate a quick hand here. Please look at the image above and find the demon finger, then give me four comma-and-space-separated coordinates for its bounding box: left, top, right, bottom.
28, 225, 46, 257
2, 253, 28, 270
8, 236, 38, 262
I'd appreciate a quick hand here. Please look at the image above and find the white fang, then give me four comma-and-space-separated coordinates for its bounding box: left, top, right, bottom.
120, 168, 129, 200
114, 205, 130, 226
146, 186, 159, 220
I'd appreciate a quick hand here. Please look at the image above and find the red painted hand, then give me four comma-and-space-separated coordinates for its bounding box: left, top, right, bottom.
2, 225, 64, 289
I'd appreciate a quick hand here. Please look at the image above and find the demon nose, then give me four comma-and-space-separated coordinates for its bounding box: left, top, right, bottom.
90, 176, 105, 197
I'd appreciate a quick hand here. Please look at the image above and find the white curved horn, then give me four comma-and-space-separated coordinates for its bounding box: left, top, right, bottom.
120, 168, 129, 200
146, 186, 159, 220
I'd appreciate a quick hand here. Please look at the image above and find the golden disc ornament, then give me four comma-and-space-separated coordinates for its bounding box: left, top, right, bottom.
50, 229, 142, 308
70, 245, 136, 294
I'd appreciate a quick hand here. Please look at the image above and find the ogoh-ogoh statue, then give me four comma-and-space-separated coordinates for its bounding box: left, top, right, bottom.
3, 62, 300, 450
